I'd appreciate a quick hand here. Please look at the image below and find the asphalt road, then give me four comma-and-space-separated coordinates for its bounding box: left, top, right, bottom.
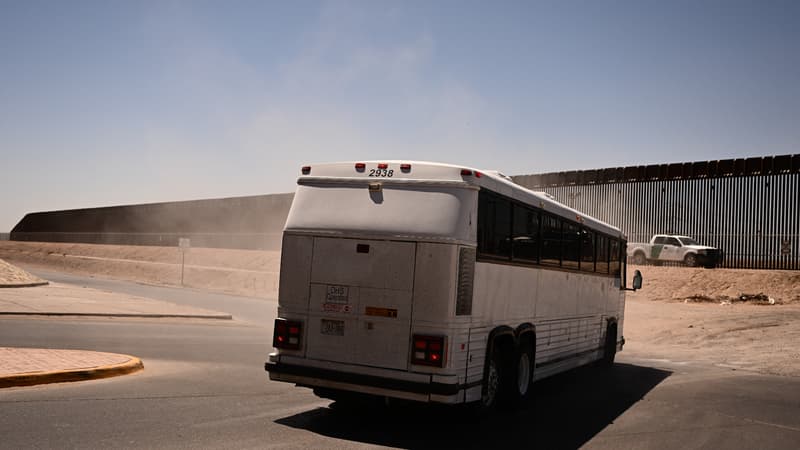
1, 272, 799, 449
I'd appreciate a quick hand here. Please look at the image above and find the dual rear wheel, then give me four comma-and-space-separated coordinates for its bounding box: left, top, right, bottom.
479, 337, 535, 411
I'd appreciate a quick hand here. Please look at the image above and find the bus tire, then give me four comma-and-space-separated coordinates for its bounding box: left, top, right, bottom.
601, 323, 617, 367
480, 351, 503, 410
512, 338, 535, 407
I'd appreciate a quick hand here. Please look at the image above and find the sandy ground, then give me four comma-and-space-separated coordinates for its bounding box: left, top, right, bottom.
1, 241, 799, 376
0, 258, 46, 286
625, 265, 800, 376
628, 265, 800, 304
624, 296, 800, 376
0, 241, 279, 298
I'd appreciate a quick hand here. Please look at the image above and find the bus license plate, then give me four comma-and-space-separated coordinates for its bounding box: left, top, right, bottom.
321, 319, 345, 336
326, 285, 349, 304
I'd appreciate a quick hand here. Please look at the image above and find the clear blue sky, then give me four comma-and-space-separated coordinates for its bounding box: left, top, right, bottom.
1, 0, 798, 231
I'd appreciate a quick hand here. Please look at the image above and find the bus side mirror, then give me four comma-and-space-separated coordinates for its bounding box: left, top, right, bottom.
633, 270, 643, 290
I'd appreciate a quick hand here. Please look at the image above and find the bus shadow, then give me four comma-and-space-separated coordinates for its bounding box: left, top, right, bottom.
275, 362, 671, 449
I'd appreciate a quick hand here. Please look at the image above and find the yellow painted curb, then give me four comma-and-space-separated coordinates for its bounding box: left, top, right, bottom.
0, 355, 144, 388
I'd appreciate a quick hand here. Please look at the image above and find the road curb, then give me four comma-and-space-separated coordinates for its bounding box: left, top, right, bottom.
0, 312, 233, 320
0, 281, 50, 288
0, 355, 144, 389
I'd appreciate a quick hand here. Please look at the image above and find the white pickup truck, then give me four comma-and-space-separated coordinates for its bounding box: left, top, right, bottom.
627, 235, 721, 268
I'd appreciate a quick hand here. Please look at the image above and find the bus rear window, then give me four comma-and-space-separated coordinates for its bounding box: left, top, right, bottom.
285, 184, 476, 242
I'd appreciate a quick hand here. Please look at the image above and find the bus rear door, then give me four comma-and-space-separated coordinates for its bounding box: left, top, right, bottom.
305, 237, 416, 370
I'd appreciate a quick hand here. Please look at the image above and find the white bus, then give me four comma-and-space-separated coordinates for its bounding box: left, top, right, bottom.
266, 161, 641, 409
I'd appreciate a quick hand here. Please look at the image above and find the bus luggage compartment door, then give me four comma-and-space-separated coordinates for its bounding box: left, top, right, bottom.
306, 237, 415, 371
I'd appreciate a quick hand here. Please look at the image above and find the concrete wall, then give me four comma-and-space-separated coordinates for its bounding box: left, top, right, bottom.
11, 193, 293, 250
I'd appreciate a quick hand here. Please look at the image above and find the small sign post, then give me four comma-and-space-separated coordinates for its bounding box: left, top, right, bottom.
179, 238, 191, 286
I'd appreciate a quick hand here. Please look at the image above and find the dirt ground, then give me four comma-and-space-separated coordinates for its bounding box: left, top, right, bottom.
0, 241, 279, 298
0, 258, 46, 286
1, 241, 799, 376
625, 264, 800, 377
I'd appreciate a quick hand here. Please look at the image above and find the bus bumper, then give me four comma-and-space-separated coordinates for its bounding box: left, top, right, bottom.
265, 354, 465, 404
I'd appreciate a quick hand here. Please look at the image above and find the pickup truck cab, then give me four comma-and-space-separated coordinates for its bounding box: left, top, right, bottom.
627, 235, 721, 268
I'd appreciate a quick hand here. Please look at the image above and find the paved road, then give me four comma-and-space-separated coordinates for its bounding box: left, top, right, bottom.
1, 272, 799, 449
26, 269, 275, 325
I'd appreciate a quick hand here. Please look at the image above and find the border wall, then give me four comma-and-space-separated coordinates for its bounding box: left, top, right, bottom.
10, 193, 293, 251
10, 154, 800, 269
512, 154, 800, 270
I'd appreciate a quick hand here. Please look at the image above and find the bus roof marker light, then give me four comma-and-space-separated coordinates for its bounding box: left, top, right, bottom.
460, 169, 483, 178
355, 163, 366, 171
301, 166, 311, 175
400, 164, 411, 172
378, 163, 389, 169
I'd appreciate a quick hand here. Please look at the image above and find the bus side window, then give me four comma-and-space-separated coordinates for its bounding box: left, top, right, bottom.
580, 228, 596, 272
596, 235, 609, 274
562, 222, 580, 270
477, 190, 511, 260
512, 204, 539, 264
610, 239, 621, 277
540, 214, 562, 266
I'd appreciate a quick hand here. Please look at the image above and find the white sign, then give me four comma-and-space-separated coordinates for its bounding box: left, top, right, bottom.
179, 238, 191, 249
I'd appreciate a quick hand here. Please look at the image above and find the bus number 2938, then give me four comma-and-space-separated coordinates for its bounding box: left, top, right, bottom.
369, 169, 393, 177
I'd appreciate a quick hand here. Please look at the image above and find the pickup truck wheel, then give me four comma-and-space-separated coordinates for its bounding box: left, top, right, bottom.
684, 253, 697, 267
633, 252, 646, 265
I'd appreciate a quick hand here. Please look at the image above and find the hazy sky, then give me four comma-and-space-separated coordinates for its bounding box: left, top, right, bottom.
1, 0, 799, 231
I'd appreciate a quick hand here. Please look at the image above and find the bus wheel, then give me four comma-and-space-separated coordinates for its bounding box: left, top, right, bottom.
480, 352, 502, 409
512, 339, 535, 407
601, 323, 617, 367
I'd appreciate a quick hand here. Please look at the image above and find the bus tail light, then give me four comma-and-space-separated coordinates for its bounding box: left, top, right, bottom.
411, 334, 446, 367
273, 319, 302, 350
